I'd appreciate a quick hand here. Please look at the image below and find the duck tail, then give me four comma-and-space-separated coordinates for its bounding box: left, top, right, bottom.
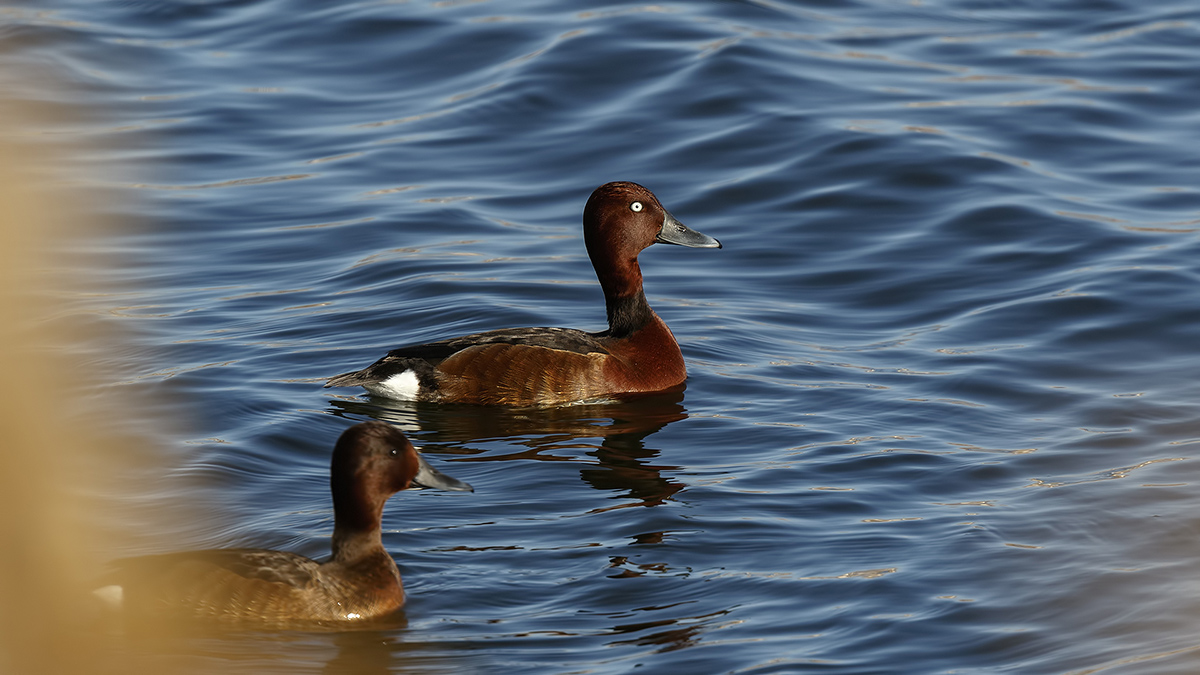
324, 370, 373, 388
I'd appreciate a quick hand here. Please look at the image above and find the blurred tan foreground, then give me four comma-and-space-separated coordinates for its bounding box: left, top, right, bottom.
0, 97, 175, 674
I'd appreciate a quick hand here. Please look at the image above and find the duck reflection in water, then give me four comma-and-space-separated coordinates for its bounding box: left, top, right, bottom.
328, 389, 689, 508
607, 608, 733, 653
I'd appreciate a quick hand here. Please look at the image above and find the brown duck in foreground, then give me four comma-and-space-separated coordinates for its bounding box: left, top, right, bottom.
94, 421, 472, 626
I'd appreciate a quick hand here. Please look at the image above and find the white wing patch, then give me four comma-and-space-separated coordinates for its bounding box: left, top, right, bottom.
364, 369, 420, 400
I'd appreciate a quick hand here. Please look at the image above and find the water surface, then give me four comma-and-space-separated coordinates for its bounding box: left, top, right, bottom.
8, 0, 1200, 672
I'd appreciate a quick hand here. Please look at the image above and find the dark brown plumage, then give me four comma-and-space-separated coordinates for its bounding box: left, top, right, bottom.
326, 181, 721, 406
95, 422, 472, 626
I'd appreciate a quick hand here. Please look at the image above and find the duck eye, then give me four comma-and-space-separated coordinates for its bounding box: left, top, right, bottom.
630, 201, 643, 212
388, 447, 399, 457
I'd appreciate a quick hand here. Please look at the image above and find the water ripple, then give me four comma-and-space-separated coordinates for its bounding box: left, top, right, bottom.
15, 0, 1200, 672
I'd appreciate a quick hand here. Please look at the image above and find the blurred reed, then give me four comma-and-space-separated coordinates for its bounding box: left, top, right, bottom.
0, 90, 179, 673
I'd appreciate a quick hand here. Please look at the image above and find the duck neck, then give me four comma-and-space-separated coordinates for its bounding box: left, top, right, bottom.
598, 257, 655, 337
605, 289, 655, 338
330, 486, 386, 563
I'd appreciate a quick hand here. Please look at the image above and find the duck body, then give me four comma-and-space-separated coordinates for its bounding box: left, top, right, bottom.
326, 182, 720, 406
328, 315, 683, 406
95, 422, 472, 626
102, 546, 404, 624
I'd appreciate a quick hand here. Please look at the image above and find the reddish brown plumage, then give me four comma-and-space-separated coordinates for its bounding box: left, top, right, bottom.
326, 182, 721, 406
435, 342, 609, 405
599, 314, 687, 393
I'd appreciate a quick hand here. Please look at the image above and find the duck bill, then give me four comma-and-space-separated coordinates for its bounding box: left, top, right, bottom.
655, 211, 722, 249
412, 453, 474, 492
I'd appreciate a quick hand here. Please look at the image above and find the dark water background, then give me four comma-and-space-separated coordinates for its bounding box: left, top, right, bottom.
8, 0, 1200, 672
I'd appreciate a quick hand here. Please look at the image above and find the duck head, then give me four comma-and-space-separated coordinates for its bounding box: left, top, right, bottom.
581, 182, 721, 337
330, 422, 472, 546
584, 181, 720, 258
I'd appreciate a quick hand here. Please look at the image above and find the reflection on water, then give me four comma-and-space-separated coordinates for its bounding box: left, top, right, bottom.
330, 390, 688, 507
15, 0, 1200, 672
606, 607, 732, 653
322, 631, 398, 675
108, 627, 415, 675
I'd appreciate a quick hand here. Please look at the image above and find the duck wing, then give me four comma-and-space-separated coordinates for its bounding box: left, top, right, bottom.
386, 326, 610, 361
183, 549, 320, 587
99, 549, 322, 619
107, 548, 319, 589
326, 326, 610, 391
100, 548, 408, 624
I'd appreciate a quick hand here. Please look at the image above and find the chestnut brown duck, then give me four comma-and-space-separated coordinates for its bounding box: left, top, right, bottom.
94, 422, 472, 626
325, 181, 722, 406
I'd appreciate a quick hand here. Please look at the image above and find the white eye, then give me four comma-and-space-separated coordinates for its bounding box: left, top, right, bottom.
630, 201, 643, 212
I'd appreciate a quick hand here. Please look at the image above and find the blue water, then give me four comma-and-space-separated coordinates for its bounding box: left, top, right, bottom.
12, 0, 1200, 672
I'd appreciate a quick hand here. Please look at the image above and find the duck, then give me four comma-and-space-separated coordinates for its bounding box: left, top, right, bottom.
325, 181, 721, 406
93, 421, 473, 626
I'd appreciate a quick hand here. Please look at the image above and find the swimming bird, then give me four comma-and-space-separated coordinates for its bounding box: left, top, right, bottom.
325, 181, 721, 406
94, 421, 472, 626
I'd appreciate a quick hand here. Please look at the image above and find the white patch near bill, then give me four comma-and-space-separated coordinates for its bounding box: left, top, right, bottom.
364, 369, 420, 400
93, 584, 124, 609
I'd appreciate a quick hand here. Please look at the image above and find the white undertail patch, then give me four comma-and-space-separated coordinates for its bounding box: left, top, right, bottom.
365, 369, 420, 400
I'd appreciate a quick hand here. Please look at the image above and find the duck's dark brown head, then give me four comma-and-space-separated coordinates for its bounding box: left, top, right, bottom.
584, 182, 666, 263
330, 422, 472, 545
583, 182, 720, 289
582, 182, 721, 333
